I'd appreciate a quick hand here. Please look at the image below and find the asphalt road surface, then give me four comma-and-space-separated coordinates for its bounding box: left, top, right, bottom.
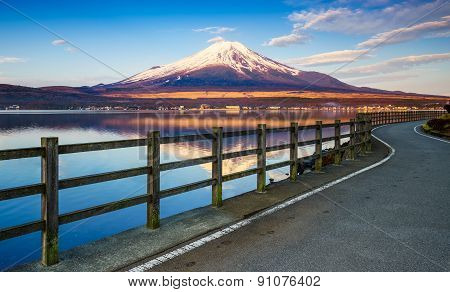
148, 121, 449, 272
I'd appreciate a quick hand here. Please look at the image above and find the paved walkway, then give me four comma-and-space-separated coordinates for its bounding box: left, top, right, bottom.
149, 121, 450, 272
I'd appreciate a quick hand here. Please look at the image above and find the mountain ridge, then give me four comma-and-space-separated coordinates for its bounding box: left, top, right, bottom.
100, 41, 375, 93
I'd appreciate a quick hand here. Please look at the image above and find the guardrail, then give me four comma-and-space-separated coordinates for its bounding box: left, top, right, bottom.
0, 110, 443, 266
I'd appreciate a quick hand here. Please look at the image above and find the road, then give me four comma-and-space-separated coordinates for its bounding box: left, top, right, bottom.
145, 122, 449, 271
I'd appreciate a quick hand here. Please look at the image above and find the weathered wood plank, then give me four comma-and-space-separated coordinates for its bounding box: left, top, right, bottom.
298, 139, 317, 147
41, 137, 59, 266
0, 220, 44, 241
223, 129, 258, 138
314, 121, 323, 172
266, 143, 291, 152
147, 131, 160, 230
266, 160, 291, 171
334, 120, 341, 165
349, 119, 356, 160
222, 168, 259, 182
0, 147, 43, 161
266, 127, 290, 133
257, 124, 266, 193
0, 183, 44, 201
160, 156, 215, 171
160, 178, 215, 198
59, 166, 148, 189
59, 139, 146, 154
298, 125, 317, 130
161, 133, 213, 144
222, 148, 258, 160
59, 194, 148, 225
290, 122, 298, 182
212, 127, 223, 207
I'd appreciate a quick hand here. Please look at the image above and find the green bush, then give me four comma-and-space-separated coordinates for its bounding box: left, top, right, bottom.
426, 113, 450, 131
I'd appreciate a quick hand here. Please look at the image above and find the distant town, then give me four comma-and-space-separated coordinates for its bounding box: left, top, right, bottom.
2, 104, 445, 112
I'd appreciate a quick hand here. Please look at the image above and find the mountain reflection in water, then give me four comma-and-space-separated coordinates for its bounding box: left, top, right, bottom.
0, 110, 355, 269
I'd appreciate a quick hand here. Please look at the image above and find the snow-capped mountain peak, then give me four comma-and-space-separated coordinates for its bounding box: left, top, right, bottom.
109, 41, 361, 93
119, 41, 300, 84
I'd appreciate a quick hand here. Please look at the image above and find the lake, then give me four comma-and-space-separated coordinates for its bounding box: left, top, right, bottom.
0, 109, 356, 269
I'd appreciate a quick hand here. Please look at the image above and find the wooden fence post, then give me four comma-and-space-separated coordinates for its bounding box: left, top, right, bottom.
366, 116, 372, 152
356, 114, 366, 155
349, 118, 356, 160
314, 121, 323, 172
212, 127, 223, 207
41, 137, 59, 266
147, 131, 160, 229
289, 122, 299, 182
257, 124, 266, 193
334, 120, 341, 165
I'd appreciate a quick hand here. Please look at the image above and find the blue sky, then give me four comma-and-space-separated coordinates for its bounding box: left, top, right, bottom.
1, 0, 449, 95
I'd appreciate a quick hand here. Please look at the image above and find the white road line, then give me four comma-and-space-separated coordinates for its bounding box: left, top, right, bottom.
414, 124, 450, 144
128, 125, 395, 272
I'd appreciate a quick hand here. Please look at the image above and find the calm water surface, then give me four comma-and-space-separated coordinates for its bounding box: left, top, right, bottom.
0, 110, 355, 269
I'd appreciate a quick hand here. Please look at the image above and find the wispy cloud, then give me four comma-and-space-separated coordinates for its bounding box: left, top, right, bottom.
0, 56, 25, 64
335, 53, 450, 78
64, 46, 78, 53
284, 0, 394, 8
52, 39, 78, 53
193, 26, 235, 34
287, 49, 370, 66
207, 36, 225, 43
287, 1, 450, 34
266, 1, 450, 48
357, 16, 450, 48
263, 33, 309, 47
345, 74, 419, 85
51, 39, 66, 46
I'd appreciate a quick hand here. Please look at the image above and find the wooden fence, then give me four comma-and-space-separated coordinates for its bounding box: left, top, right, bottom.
364, 110, 444, 126
0, 110, 444, 266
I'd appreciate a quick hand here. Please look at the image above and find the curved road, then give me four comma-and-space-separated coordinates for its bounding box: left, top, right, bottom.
148, 121, 449, 272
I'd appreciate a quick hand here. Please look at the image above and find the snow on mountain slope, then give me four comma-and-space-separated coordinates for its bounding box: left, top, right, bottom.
104, 41, 367, 92
119, 41, 300, 84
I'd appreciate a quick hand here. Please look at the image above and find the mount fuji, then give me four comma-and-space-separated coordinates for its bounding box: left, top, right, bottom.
100, 41, 371, 93
4, 41, 444, 110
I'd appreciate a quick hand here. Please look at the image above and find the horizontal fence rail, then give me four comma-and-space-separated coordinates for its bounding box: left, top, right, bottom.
0, 110, 444, 266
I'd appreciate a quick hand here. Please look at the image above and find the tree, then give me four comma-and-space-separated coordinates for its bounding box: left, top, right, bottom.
444, 104, 450, 113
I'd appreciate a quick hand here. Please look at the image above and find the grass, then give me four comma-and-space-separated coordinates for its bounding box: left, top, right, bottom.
423, 113, 450, 138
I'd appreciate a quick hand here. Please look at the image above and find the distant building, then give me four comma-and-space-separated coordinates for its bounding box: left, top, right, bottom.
225, 105, 241, 110
200, 104, 211, 109
6, 105, 20, 110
